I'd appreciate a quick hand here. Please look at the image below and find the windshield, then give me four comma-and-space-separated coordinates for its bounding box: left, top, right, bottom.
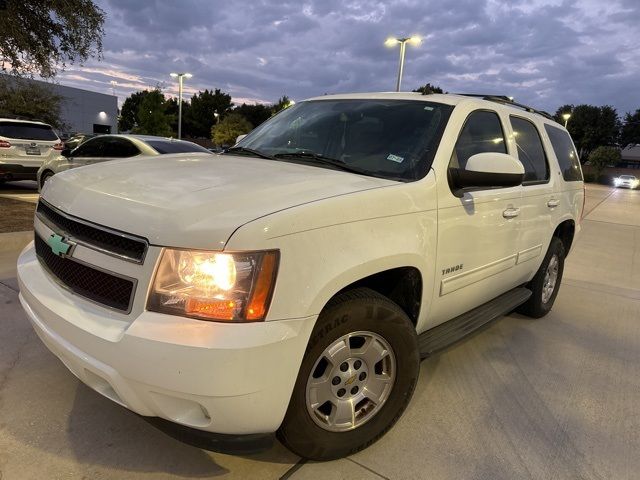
620, 175, 636, 180
0, 121, 58, 141
235, 99, 453, 181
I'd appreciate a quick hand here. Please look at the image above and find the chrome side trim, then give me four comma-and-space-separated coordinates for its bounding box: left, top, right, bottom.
440, 254, 517, 296
516, 244, 543, 264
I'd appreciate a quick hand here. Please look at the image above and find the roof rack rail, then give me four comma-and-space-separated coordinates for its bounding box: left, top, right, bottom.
0, 112, 48, 123
455, 93, 555, 122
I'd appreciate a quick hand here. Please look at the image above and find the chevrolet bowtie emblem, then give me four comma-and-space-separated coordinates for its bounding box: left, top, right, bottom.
48, 233, 73, 257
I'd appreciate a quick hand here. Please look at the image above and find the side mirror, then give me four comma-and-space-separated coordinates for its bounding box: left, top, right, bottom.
449, 152, 524, 195
60, 148, 72, 157
235, 134, 247, 144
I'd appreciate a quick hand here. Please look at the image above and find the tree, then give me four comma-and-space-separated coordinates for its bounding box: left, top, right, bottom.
0, 0, 105, 78
272, 96, 293, 115
211, 113, 252, 146
412, 83, 444, 94
620, 109, 640, 147
556, 104, 621, 159
234, 103, 272, 128
0, 76, 64, 128
588, 146, 621, 179
119, 90, 147, 132
133, 89, 173, 137
185, 89, 233, 138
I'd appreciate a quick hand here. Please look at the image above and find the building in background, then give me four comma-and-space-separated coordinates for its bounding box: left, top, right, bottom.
1, 74, 117, 137
620, 144, 640, 169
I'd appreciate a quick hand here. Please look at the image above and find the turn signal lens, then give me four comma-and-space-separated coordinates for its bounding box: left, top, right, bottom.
147, 248, 279, 322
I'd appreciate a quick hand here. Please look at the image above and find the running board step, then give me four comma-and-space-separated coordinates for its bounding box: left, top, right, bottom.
418, 287, 532, 358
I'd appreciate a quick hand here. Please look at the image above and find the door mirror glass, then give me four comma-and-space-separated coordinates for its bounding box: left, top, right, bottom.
450, 152, 524, 195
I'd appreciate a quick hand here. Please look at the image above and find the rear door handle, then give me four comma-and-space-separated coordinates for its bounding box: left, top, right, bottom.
547, 199, 560, 208
503, 207, 520, 219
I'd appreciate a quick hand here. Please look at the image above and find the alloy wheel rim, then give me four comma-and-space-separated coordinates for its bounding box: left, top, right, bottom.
305, 331, 396, 432
542, 254, 559, 304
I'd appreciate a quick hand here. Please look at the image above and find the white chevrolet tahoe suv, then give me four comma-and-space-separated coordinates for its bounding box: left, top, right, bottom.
17, 93, 584, 460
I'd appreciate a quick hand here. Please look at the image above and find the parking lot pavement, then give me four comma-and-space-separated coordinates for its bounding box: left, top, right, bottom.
1, 184, 639, 479
0, 181, 40, 204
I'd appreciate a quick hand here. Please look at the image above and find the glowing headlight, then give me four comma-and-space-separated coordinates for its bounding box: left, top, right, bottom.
614, 178, 621, 185
147, 248, 279, 322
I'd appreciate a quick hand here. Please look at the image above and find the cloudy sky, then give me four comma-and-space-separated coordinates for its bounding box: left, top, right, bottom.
56, 0, 640, 115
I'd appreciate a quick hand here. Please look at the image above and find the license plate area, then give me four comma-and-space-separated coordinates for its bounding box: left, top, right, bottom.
25, 146, 41, 155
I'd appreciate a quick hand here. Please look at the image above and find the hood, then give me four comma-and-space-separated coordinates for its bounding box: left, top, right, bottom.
41, 154, 397, 249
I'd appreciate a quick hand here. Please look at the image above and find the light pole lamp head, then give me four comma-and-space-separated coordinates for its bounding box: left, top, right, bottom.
408, 35, 422, 45
170, 72, 178, 78
385, 37, 399, 47
562, 113, 571, 121
184, 73, 193, 79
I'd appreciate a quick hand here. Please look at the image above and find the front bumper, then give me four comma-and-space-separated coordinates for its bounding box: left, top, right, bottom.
17, 242, 316, 434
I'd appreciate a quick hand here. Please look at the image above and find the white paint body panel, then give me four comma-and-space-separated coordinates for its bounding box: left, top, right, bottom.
18, 92, 583, 435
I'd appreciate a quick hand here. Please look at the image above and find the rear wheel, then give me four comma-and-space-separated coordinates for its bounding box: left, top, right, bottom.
517, 237, 565, 318
277, 288, 419, 460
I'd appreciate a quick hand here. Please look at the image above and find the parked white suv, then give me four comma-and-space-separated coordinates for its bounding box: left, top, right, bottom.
0, 118, 63, 182
17, 93, 584, 460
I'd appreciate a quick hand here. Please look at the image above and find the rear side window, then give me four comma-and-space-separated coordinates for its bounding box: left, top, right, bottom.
451, 110, 506, 169
544, 124, 583, 182
510, 117, 549, 183
72, 137, 108, 157
103, 138, 140, 158
0, 121, 58, 141
146, 140, 211, 154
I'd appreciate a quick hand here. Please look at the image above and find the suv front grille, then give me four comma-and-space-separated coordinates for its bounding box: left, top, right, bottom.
35, 234, 136, 312
36, 201, 147, 263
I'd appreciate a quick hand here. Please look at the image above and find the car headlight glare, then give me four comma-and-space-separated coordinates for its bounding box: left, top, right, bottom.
148, 248, 279, 322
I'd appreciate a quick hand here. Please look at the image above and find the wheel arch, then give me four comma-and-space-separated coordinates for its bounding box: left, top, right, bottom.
552, 219, 575, 255
315, 264, 424, 328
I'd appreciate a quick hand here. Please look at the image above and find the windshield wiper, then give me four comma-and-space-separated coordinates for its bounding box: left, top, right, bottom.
224, 146, 274, 160
272, 151, 368, 175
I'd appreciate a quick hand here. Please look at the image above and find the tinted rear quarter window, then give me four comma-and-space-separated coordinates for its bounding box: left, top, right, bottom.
510, 116, 549, 183
146, 140, 211, 154
72, 137, 108, 157
0, 121, 58, 141
544, 124, 583, 182
103, 138, 140, 158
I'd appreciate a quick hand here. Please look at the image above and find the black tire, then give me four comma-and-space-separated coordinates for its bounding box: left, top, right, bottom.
277, 287, 419, 461
40, 171, 54, 189
517, 237, 565, 318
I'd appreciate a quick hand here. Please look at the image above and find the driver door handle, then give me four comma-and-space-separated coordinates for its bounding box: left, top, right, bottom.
503, 207, 520, 219
547, 199, 560, 208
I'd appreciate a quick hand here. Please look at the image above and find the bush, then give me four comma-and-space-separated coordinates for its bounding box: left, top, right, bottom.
583, 172, 596, 183
588, 146, 621, 178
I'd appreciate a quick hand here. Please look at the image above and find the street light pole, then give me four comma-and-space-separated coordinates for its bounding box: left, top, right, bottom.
170, 72, 192, 139
562, 113, 571, 128
386, 36, 421, 92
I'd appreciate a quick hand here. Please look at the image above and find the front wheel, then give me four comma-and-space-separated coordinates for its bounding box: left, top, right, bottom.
517, 237, 565, 318
277, 288, 419, 461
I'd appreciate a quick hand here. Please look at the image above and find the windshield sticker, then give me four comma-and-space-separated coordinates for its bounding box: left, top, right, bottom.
387, 154, 404, 163
424, 106, 434, 111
